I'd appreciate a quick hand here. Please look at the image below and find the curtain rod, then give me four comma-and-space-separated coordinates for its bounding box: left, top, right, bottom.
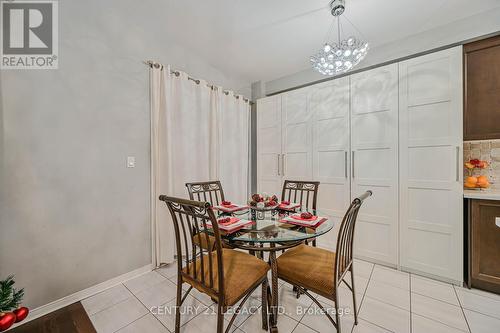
144, 60, 253, 105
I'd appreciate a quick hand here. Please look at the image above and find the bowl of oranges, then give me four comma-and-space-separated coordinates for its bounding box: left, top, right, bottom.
464, 159, 491, 190
464, 175, 490, 189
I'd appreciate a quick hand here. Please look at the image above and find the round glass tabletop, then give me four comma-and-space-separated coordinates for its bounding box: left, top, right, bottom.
221, 209, 334, 244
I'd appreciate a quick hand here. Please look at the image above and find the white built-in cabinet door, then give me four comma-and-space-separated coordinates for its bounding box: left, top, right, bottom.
350, 64, 399, 266
310, 78, 351, 251
399, 46, 463, 283
257, 95, 282, 195
282, 88, 313, 180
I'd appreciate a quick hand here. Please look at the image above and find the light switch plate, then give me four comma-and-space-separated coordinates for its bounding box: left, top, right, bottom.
127, 156, 135, 168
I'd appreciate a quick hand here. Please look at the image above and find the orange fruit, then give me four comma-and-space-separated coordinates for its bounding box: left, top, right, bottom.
464, 182, 478, 189
478, 181, 490, 188
477, 175, 488, 183
466, 176, 478, 184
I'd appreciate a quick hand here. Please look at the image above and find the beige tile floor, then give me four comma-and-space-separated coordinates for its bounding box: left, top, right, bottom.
82, 260, 500, 333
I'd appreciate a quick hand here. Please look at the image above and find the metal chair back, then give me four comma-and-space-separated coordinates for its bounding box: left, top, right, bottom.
159, 195, 224, 302
281, 180, 320, 211
186, 181, 225, 206
334, 190, 372, 288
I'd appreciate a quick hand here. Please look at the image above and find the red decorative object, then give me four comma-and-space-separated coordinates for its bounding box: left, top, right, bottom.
300, 212, 313, 220
251, 194, 263, 203
0, 312, 16, 331
281, 200, 290, 205
249, 193, 279, 208
13, 307, 29, 323
465, 159, 489, 170
265, 200, 277, 207
221, 200, 232, 206
218, 217, 232, 225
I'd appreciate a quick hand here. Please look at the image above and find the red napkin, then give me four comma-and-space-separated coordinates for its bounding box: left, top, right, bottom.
279, 201, 300, 210
291, 213, 317, 221
279, 217, 327, 228
218, 217, 240, 226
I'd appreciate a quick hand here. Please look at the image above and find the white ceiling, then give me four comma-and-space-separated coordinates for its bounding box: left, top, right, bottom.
160, 0, 500, 83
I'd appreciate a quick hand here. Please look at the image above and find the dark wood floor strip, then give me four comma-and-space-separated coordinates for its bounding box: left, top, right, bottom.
9, 302, 96, 333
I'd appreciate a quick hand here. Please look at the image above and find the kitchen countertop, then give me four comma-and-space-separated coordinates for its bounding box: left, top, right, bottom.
464, 189, 500, 200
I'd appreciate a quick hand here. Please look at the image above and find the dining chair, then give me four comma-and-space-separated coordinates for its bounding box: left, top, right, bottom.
281, 180, 320, 211
185, 181, 225, 251
186, 180, 225, 205
276, 190, 372, 333
159, 195, 270, 333
281, 180, 320, 247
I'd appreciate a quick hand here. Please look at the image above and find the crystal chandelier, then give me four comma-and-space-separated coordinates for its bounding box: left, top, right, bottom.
310, 0, 369, 76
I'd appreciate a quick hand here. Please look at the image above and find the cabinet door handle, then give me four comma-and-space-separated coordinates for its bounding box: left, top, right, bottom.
345, 151, 348, 178
352, 151, 355, 179
282, 154, 286, 176
277, 154, 280, 176
456, 146, 460, 182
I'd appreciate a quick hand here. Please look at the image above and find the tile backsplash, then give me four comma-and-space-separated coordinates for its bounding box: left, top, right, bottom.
464, 139, 500, 188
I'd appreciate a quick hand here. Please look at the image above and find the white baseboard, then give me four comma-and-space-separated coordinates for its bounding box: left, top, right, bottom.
10, 264, 153, 329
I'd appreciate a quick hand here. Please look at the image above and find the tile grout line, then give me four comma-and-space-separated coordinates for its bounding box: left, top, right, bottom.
460, 307, 500, 321
368, 266, 476, 332
410, 289, 462, 307
86, 287, 137, 318
288, 316, 301, 333
122, 282, 173, 333
410, 312, 469, 333
360, 319, 397, 333
456, 286, 500, 302
352, 263, 402, 333
453, 285, 472, 333
111, 312, 151, 333
362, 294, 410, 313
410, 288, 472, 333
454, 286, 500, 320
351, 263, 375, 333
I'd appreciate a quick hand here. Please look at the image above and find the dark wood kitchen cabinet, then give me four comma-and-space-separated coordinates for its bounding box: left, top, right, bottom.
464, 35, 500, 140
469, 199, 500, 294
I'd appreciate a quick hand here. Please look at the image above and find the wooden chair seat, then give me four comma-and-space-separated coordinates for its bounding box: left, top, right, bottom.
277, 244, 336, 297
193, 233, 233, 251
183, 248, 269, 306
192, 233, 217, 251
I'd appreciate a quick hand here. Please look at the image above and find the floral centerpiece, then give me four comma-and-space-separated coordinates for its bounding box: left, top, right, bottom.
248, 193, 279, 209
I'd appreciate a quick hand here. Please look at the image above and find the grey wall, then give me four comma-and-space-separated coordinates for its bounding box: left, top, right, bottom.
0, 0, 250, 309
265, 7, 500, 95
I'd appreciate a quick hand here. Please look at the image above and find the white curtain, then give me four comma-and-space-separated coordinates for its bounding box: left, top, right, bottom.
150, 64, 250, 266
218, 90, 250, 204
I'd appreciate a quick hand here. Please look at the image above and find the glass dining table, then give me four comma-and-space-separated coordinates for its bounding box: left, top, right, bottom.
215, 208, 335, 333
